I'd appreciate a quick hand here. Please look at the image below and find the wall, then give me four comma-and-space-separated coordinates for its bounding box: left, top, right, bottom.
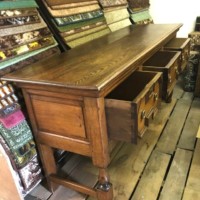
149, 0, 200, 37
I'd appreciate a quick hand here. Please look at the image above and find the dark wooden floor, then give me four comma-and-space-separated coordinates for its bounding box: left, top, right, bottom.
26, 78, 200, 200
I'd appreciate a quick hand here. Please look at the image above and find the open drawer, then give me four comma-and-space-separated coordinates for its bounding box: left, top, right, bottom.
105, 70, 162, 143
142, 50, 181, 102
163, 38, 190, 72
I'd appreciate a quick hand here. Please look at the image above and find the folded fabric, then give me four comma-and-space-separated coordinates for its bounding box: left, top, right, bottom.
0, 27, 51, 50
0, 103, 20, 117
60, 20, 106, 37
12, 45, 60, 67
0, 94, 18, 109
0, 41, 58, 70
130, 9, 152, 23
65, 24, 108, 42
0, 85, 13, 98
18, 155, 42, 190
15, 142, 36, 169
54, 9, 103, 26
108, 18, 131, 32
0, 8, 38, 19
67, 27, 111, 48
0, 110, 25, 129
0, 36, 55, 62
133, 18, 153, 25
17, 140, 35, 157
0, 135, 37, 168
0, 119, 33, 151
0, 134, 41, 194
54, 15, 105, 32
128, 0, 150, 10
103, 4, 127, 12
0, 134, 18, 169
128, 7, 146, 14
0, 14, 46, 37
104, 8, 129, 24
51, 0, 98, 10
43, 0, 100, 17
0, 1, 38, 10
45, 0, 96, 6
0, 15, 40, 29
98, 0, 127, 8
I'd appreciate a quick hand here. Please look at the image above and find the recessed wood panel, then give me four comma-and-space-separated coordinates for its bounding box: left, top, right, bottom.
32, 98, 86, 138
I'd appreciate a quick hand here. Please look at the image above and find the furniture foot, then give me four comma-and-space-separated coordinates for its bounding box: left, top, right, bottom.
96, 181, 112, 192
96, 169, 113, 200
96, 184, 113, 200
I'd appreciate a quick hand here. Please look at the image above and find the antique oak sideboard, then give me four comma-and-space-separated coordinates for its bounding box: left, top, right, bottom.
2, 24, 182, 200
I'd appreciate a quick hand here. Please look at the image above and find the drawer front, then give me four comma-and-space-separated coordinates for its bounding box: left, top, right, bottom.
137, 80, 160, 137
142, 50, 181, 101
105, 71, 162, 143
164, 38, 191, 72
167, 58, 179, 92
181, 43, 190, 71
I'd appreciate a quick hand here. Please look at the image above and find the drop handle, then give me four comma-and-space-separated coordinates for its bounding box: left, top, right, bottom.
154, 93, 158, 101
141, 110, 146, 120
184, 51, 189, 59
182, 54, 185, 61
175, 66, 179, 75
182, 52, 188, 61
141, 110, 150, 126
168, 75, 172, 83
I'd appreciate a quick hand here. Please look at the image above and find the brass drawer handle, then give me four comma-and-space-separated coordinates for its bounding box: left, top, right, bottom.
185, 51, 189, 58
168, 75, 172, 83
182, 52, 188, 61
154, 93, 158, 101
141, 110, 146, 119
182, 55, 185, 61
175, 66, 179, 74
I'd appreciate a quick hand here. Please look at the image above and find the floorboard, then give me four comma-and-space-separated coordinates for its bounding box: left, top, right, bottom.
184, 140, 200, 192
178, 99, 200, 150
158, 148, 193, 200
182, 188, 200, 200
130, 150, 171, 200
156, 93, 193, 154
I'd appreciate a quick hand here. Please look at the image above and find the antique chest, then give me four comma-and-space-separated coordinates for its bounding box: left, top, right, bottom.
142, 50, 181, 102
163, 38, 190, 73
2, 24, 182, 200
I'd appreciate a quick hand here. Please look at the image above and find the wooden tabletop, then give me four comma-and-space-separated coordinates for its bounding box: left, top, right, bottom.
2, 24, 182, 97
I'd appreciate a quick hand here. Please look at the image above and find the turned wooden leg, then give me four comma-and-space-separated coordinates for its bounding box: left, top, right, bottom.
38, 144, 58, 192
96, 169, 113, 200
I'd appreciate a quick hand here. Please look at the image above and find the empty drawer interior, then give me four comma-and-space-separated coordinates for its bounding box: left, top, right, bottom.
106, 71, 157, 101
164, 38, 190, 49
143, 51, 178, 68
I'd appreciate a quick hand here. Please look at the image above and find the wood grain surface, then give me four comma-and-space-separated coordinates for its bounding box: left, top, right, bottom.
2, 24, 182, 97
